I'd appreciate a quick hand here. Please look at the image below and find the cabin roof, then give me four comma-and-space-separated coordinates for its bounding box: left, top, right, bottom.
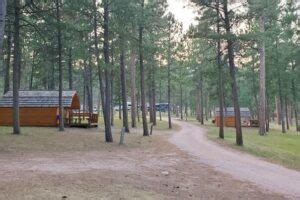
215, 107, 251, 117
0, 90, 80, 109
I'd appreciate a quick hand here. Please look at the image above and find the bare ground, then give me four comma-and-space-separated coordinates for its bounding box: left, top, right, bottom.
0, 126, 285, 200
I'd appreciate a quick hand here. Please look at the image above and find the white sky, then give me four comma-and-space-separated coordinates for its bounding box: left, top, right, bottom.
167, 0, 198, 31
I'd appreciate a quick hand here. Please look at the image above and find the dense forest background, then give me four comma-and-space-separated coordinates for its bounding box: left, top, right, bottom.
0, 0, 299, 145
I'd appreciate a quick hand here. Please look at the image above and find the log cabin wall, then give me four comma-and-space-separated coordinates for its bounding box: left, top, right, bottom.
0, 107, 58, 126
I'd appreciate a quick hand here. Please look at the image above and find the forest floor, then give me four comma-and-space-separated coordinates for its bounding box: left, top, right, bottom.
0, 121, 287, 200
170, 120, 300, 200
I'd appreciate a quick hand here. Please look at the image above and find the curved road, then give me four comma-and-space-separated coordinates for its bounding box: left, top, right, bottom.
169, 120, 300, 199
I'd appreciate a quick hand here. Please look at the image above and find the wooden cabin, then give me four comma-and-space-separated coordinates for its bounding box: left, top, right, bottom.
214, 107, 251, 127
0, 91, 98, 128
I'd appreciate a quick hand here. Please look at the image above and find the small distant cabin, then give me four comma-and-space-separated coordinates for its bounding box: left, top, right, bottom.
0, 91, 98, 128
215, 107, 251, 127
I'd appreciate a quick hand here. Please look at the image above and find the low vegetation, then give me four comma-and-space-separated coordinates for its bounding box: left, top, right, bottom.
0, 118, 175, 154
206, 124, 300, 170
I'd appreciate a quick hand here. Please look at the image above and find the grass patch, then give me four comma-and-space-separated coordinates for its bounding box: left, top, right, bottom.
0, 116, 176, 154
205, 123, 300, 170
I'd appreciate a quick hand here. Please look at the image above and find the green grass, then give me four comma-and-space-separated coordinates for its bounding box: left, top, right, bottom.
205, 123, 300, 170
0, 115, 176, 154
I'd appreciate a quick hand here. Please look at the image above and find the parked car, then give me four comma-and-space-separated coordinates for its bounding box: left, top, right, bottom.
114, 102, 132, 111
155, 103, 169, 112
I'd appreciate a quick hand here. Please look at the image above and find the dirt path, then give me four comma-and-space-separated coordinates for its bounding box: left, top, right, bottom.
170, 120, 300, 199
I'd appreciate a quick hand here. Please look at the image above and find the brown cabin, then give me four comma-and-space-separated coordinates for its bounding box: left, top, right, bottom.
214, 107, 251, 127
0, 91, 98, 127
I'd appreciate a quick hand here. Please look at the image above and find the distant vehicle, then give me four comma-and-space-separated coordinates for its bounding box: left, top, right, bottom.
155, 103, 169, 112
114, 102, 131, 111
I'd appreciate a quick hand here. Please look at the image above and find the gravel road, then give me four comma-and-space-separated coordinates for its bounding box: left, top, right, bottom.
170, 120, 300, 199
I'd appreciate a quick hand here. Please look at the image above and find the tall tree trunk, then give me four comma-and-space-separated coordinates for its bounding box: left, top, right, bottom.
130, 51, 137, 127
278, 75, 286, 133
68, 48, 73, 90
149, 78, 154, 123
149, 92, 154, 123
84, 60, 93, 119
4, 20, 11, 94
251, 55, 259, 119
199, 75, 204, 125
0, 0, 6, 50
137, 89, 140, 123
110, 51, 114, 127
180, 83, 183, 120
224, 0, 243, 145
185, 92, 188, 121
29, 52, 35, 90
291, 65, 299, 131
216, 6, 224, 138
196, 88, 201, 121
93, 0, 105, 121
266, 93, 270, 132
56, 0, 64, 131
103, 0, 113, 142
167, 20, 172, 129
83, 66, 86, 112
48, 48, 55, 90
120, 36, 129, 133
152, 66, 157, 126
139, 0, 149, 136
12, 0, 20, 134
258, 15, 266, 135
118, 94, 122, 119
159, 77, 162, 121
276, 96, 282, 125
205, 94, 209, 121
285, 96, 289, 130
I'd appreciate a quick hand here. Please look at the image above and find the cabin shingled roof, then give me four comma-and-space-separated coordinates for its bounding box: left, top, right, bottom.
0, 91, 77, 108
215, 107, 251, 117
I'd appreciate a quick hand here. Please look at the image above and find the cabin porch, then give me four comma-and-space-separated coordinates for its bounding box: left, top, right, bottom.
65, 111, 99, 128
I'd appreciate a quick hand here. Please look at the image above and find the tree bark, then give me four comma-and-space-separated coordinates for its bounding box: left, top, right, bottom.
120, 36, 129, 133
167, 20, 172, 129
139, 0, 149, 136
258, 15, 266, 135
4, 20, 11, 94
199, 75, 204, 125
93, 0, 105, 121
68, 48, 73, 90
48, 48, 55, 90
223, 0, 243, 145
130, 51, 137, 127
149, 80, 154, 123
276, 97, 282, 125
285, 96, 289, 130
110, 50, 114, 127
29, 52, 35, 90
159, 77, 162, 121
196, 88, 201, 121
103, 0, 113, 142
216, 2, 224, 138
12, 0, 20, 134
0, 0, 6, 51
84, 60, 93, 118
152, 63, 157, 126
56, 0, 64, 131
180, 83, 183, 120
291, 65, 299, 131
137, 89, 140, 123
278, 75, 286, 133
